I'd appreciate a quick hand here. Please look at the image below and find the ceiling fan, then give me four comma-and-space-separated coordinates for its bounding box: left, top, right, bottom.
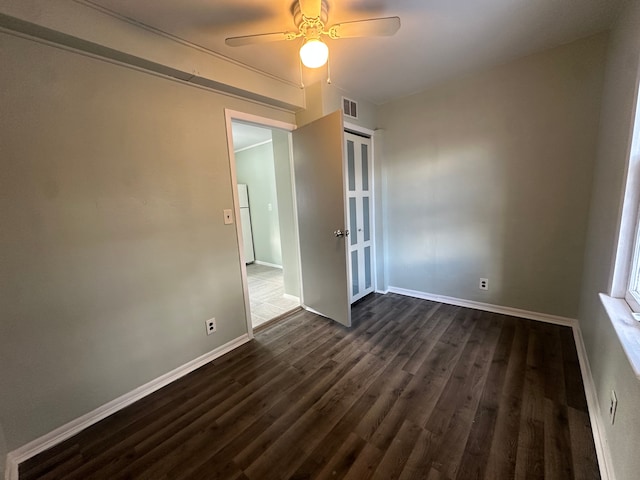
225, 0, 401, 69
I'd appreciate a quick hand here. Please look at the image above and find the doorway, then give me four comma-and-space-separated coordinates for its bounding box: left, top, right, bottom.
226, 110, 378, 333
245, 263, 299, 328
226, 115, 301, 330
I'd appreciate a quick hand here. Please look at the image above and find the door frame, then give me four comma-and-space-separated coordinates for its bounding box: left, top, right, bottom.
224, 109, 299, 339
344, 121, 379, 301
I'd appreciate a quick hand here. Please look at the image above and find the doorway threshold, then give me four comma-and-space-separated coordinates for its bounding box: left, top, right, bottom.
253, 306, 303, 332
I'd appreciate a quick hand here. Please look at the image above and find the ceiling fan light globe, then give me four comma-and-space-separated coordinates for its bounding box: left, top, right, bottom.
299, 39, 329, 68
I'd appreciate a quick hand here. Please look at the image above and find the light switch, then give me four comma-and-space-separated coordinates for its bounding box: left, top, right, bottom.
223, 209, 233, 225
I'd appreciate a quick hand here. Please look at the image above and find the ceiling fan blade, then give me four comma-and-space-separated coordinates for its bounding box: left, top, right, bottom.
225, 31, 294, 47
299, 0, 322, 19
329, 17, 401, 39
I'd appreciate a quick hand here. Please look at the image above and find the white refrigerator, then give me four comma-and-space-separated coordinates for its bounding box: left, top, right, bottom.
237, 184, 255, 264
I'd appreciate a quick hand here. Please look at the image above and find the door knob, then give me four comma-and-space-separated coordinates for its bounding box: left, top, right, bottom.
334, 229, 350, 238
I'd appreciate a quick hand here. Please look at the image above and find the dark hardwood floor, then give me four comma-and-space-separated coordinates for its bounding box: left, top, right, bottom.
20, 293, 600, 479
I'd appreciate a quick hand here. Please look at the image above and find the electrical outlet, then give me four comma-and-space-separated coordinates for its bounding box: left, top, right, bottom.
610, 389, 617, 424
205, 318, 216, 335
479, 278, 489, 290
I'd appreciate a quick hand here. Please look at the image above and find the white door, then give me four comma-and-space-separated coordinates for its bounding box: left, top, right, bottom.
345, 132, 374, 303
292, 111, 351, 327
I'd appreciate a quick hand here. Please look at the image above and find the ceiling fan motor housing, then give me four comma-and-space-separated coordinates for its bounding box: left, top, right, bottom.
292, 0, 329, 27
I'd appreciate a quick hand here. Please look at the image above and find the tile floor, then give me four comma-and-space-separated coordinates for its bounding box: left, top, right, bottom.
246, 263, 300, 328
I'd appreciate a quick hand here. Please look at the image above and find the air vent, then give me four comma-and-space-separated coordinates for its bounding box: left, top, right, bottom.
342, 97, 358, 119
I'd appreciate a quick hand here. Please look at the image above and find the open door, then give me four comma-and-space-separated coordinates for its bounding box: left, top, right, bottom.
292, 111, 351, 327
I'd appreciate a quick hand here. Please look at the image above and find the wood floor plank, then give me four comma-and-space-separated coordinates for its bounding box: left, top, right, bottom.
396, 427, 438, 480
342, 441, 384, 480
559, 326, 589, 412
30, 454, 83, 480
304, 432, 366, 480
19, 443, 81, 479
354, 357, 413, 443
363, 308, 480, 453
325, 301, 400, 363
66, 363, 240, 462
455, 315, 516, 480
423, 309, 493, 435
273, 317, 336, 367
122, 366, 306, 480
59, 380, 246, 479
19, 294, 600, 480
90, 361, 291, 478
170, 358, 347, 479
404, 307, 481, 428
291, 355, 413, 480
395, 311, 500, 480
401, 303, 459, 375
567, 406, 600, 480
431, 315, 503, 479
232, 350, 367, 472
484, 318, 529, 480
390, 302, 443, 366
544, 399, 575, 480
514, 323, 546, 480
238, 351, 384, 479
371, 420, 424, 480
541, 323, 567, 406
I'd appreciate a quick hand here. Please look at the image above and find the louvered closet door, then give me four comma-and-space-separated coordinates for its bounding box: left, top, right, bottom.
345, 131, 374, 303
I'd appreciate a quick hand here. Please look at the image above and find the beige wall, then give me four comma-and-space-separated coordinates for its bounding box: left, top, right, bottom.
373, 129, 388, 292
296, 81, 377, 131
377, 34, 608, 318
321, 82, 377, 131
0, 30, 294, 468
578, 2, 640, 479
296, 81, 325, 127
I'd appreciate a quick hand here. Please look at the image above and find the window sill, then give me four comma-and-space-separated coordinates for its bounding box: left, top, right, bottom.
599, 293, 640, 379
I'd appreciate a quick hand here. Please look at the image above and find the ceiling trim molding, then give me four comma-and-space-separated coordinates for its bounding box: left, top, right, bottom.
0, 1, 305, 110
234, 139, 273, 154
79, 0, 299, 88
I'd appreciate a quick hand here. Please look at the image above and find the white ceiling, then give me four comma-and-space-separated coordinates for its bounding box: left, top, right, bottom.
88, 0, 624, 105
231, 122, 273, 151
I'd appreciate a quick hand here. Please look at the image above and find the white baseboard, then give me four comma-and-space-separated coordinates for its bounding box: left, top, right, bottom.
387, 286, 577, 327
283, 294, 300, 302
572, 325, 616, 480
375, 289, 390, 295
4, 334, 251, 480
253, 260, 283, 269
